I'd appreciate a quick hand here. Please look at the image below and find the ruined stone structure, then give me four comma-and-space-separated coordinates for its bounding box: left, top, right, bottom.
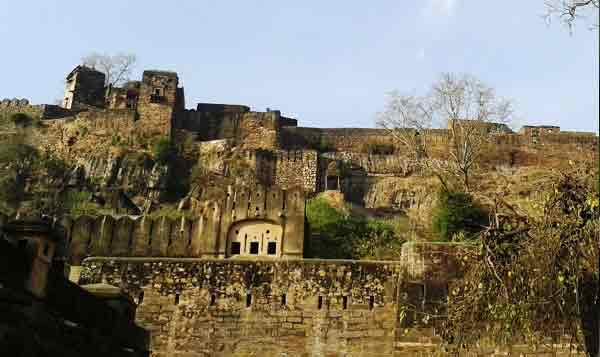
3, 65, 597, 200
0, 217, 149, 356
62, 65, 106, 110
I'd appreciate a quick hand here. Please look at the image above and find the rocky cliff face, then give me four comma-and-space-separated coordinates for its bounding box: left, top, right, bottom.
363, 176, 438, 218
70, 152, 168, 203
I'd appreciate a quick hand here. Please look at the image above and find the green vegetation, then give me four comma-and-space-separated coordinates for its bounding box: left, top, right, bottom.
305, 196, 404, 260
152, 137, 176, 165
313, 137, 335, 152
62, 190, 102, 216
431, 189, 488, 241
10, 113, 35, 128
0, 134, 73, 216
439, 165, 599, 356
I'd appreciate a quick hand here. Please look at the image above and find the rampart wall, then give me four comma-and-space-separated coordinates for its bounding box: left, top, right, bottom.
62, 186, 305, 265
322, 152, 420, 176
281, 126, 597, 153
78, 258, 405, 356
77, 242, 581, 356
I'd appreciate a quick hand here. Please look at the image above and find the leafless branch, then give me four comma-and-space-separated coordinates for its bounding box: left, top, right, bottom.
544, 0, 599, 32
82, 52, 137, 87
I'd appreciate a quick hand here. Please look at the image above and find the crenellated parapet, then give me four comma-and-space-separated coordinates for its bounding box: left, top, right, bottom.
62, 185, 306, 265
73, 243, 494, 356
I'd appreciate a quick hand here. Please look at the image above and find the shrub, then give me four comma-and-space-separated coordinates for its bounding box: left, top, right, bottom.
306, 197, 402, 259
152, 138, 176, 165
431, 189, 489, 241
10, 113, 34, 127
313, 137, 335, 152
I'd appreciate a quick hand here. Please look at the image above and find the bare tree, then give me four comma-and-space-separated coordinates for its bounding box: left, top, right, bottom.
376, 91, 436, 160
81, 52, 137, 87
377, 73, 513, 191
544, 0, 599, 31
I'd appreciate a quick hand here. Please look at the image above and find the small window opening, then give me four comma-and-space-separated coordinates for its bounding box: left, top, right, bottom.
138, 291, 145, 305
210, 295, 216, 306
267, 242, 277, 255
231, 242, 241, 255
235, 230, 239, 235
369, 296, 375, 310
175, 293, 180, 305
342, 296, 348, 310
281, 294, 286, 306
249, 242, 259, 254
266, 230, 270, 234
318, 296, 323, 310
246, 294, 252, 307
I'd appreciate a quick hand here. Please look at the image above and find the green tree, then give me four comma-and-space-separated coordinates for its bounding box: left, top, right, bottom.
152, 138, 176, 165
431, 189, 489, 241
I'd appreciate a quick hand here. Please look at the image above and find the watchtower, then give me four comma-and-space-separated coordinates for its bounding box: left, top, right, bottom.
62, 65, 106, 110
136, 70, 180, 136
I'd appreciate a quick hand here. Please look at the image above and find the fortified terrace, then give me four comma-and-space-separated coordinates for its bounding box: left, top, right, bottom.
0, 65, 596, 356
1, 65, 597, 202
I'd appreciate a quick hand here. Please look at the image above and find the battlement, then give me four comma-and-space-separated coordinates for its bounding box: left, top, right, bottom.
75, 242, 471, 356
61, 185, 305, 265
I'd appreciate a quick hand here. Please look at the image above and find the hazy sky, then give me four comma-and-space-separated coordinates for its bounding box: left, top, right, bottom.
1, 0, 598, 132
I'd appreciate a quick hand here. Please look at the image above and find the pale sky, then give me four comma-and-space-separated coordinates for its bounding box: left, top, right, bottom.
0, 0, 598, 132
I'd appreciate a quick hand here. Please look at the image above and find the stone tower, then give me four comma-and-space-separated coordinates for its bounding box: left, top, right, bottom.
62, 65, 106, 110
136, 70, 180, 137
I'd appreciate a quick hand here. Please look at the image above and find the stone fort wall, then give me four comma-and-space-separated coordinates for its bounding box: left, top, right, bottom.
62, 185, 306, 265
282, 126, 598, 153
77, 243, 582, 356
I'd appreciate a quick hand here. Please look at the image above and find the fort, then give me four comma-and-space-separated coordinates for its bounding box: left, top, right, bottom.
0, 65, 596, 356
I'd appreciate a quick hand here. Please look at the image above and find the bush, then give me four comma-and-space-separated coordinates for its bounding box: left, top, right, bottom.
431, 189, 488, 241
359, 141, 395, 155
306, 197, 402, 259
152, 138, 176, 165
313, 137, 335, 152
10, 113, 34, 127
